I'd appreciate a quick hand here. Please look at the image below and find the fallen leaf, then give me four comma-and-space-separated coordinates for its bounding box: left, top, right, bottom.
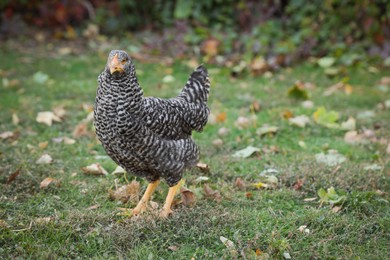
52, 105, 67, 118
87, 204, 100, 210
196, 162, 209, 172
82, 163, 108, 175
289, 115, 310, 128
36, 154, 53, 164
282, 110, 294, 119
256, 125, 278, 136
220, 236, 238, 257
12, 113, 19, 125
363, 164, 382, 171
340, 117, 356, 131
301, 100, 314, 109
283, 252, 292, 259
168, 245, 179, 251
379, 76, 390, 85
318, 57, 335, 68
39, 141, 49, 149
298, 225, 307, 232
313, 107, 340, 129
318, 186, 346, 206
344, 131, 367, 145
252, 181, 269, 189
0, 220, 8, 228
32, 71, 50, 84
292, 179, 304, 190
63, 137, 76, 145
250, 100, 261, 112
357, 110, 375, 120
331, 206, 342, 213
216, 112, 227, 123
212, 138, 224, 146
195, 176, 209, 183
73, 122, 90, 138
287, 81, 309, 100
303, 197, 317, 202
162, 75, 175, 83
234, 177, 246, 190
233, 146, 260, 158
6, 168, 21, 184
2, 78, 20, 88
235, 116, 251, 129
109, 180, 140, 203
111, 165, 126, 175
36, 111, 61, 126
180, 187, 196, 206
203, 184, 221, 202
34, 217, 54, 225
315, 150, 346, 166
0, 131, 14, 139
218, 127, 230, 136
40, 177, 59, 189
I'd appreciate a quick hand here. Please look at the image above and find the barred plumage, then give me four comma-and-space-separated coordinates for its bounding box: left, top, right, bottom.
94, 50, 210, 189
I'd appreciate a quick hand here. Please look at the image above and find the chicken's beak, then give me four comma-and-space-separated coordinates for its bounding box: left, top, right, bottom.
109, 54, 124, 74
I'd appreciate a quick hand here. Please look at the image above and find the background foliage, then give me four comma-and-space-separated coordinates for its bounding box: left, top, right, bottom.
1, 0, 389, 62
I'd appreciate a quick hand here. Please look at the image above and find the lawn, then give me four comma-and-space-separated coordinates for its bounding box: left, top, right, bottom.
0, 45, 389, 259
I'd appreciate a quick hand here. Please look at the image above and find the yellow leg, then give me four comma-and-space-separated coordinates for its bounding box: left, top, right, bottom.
132, 180, 160, 215
159, 182, 181, 218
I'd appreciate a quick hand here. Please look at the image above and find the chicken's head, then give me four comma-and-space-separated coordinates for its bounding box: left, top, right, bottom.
106, 50, 133, 78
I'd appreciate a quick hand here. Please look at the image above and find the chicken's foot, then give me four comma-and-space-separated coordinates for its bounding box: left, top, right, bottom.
132, 179, 160, 215
159, 182, 181, 218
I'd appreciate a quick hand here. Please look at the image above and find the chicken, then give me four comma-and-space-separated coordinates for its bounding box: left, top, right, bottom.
94, 50, 210, 217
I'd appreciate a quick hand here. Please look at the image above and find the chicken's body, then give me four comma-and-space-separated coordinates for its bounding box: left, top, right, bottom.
94, 50, 210, 217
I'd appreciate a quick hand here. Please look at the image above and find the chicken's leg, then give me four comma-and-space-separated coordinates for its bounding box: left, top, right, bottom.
132, 180, 160, 215
159, 182, 181, 218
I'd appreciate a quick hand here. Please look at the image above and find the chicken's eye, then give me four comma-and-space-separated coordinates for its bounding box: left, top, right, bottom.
121, 59, 127, 64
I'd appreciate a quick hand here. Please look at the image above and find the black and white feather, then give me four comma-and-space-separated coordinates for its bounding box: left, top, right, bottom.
94, 50, 210, 186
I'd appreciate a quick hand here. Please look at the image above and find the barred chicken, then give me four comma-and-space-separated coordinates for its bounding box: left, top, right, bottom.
94, 50, 210, 217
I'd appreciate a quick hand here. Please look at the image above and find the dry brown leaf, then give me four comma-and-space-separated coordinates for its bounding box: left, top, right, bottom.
82, 163, 108, 175
52, 106, 67, 118
36, 111, 61, 126
331, 206, 342, 213
180, 187, 196, 206
196, 162, 209, 172
36, 154, 53, 164
109, 180, 140, 203
235, 116, 251, 129
216, 112, 227, 123
218, 127, 230, 136
40, 177, 59, 189
12, 113, 19, 125
39, 141, 49, 149
34, 217, 54, 225
63, 137, 76, 145
234, 177, 246, 191
292, 179, 305, 190
168, 245, 179, 251
379, 76, 390, 85
0, 131, 15, 139
0, 220, 8, 228
73, 122, 90, 138
282, 110, 294, 119
212, 138, 224, 147
250, 100, 261, 112
6, 168, 21, 184
87, 204, 100, 210
203, 184, 222, 202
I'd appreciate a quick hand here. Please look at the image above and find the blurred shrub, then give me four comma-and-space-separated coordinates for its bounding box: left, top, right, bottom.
1, 0, 389, 59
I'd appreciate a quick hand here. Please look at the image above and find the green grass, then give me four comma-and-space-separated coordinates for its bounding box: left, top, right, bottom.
0, 46, 389, 259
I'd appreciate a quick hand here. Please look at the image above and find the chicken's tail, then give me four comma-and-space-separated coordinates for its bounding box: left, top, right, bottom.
179, 65, 210, 104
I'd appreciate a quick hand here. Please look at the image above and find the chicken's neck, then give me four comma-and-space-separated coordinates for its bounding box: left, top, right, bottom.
104, 71, 144, 115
